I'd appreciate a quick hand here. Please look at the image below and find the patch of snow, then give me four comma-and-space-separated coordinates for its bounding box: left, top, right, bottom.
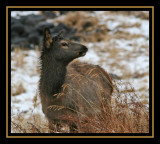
11, 11, 40, 18
79, 46, 100, 64
11, 50, 43, 120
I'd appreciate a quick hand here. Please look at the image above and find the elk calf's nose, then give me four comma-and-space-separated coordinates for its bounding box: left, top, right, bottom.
82, 46, 88, 52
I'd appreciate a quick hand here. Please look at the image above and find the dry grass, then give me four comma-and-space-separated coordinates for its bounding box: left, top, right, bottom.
12, 48, 26, 68
11, 80, 149, 133
101, 11, 149, 20
11, 92, 49, 133
53, 11, 149, 43
56, 11, 98, 32
54, 11, 108, 42
11, 82, 26, 96
11, 113, 49, 133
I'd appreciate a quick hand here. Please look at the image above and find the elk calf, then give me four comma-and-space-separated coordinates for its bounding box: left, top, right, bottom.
39, 28, 113, 132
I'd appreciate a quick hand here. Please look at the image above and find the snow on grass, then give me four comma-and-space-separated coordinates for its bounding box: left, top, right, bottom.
11, 11, 149, 130
11, 49, 44, 120
94, 11, 149, 38
79, 44, 100, 64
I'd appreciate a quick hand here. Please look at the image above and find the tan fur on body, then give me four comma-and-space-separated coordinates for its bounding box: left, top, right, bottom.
40, 60, 113, 132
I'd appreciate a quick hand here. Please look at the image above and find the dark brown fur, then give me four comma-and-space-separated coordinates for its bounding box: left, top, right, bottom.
39, 28, 113, 132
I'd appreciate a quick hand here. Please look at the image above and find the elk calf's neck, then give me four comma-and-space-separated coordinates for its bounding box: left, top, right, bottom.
39, 28, 113, 132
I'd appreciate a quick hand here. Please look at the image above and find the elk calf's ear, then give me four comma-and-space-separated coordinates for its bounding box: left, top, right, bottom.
54, 30, 64, 41
43, 27, 53, 48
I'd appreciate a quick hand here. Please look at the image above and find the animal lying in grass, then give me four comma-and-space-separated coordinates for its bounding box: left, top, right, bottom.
39, 28, 113, 132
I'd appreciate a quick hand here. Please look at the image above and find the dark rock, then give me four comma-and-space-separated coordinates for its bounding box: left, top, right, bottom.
41, 11, 57, 19
11, 31, 18, 37
11, 17, 19, 25
51, 22, 76, 38
36, 22, 54, 34
59, 11, 70, 15
83, 22, 93, 30
51, 22, 70, 34
11, 37, 28, 49
11, 37, 26, 44
20, 14, 46, 26
28, 31, 40, 45
11, 13, 81, 49
11, 23, 25, 36
24, 26, 35, 36
69, 35, 81, 41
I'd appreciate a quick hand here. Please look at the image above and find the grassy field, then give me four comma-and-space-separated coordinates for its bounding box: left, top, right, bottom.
11, 11, 149, 133
11, 79, 149, 133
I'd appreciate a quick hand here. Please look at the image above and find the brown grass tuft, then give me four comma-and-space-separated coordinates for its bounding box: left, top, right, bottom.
54, 11, 108, 42
11, 80, 149, 133
13, 48, 26, 68
11, 82, 26, 96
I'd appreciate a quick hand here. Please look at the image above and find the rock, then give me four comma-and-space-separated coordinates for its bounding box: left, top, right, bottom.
83, 21, 93, 30
11, 14, 47, 49
28, 31, 40, 45
11, 37, 28, 50
11, 13, 81, 49
20, 14, 46, 26
11, 17, 19, 25
11, 37, 26, 44
69, 35, 81, 41
36, 22, 54, 34
41, 11, 57, 19
24, 26, 35, 35
59, 11, 70, 15
11, 23, 25, 36
51, 22, 76, 38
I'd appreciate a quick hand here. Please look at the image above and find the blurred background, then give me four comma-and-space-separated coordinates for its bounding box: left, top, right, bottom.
11, 11, 149, 132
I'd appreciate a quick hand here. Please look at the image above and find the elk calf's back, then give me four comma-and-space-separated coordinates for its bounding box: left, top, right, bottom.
39, 28, 113, 132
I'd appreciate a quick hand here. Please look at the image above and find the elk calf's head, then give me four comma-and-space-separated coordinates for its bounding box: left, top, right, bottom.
43, 28, 88, 63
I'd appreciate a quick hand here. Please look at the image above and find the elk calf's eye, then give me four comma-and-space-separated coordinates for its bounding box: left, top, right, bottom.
62, 43, 68, 47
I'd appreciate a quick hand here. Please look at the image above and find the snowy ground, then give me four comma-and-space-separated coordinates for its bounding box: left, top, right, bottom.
11, 11, 149, 132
